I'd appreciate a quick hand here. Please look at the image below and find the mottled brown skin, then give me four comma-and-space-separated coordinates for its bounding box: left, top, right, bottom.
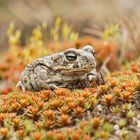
16, 46, 97, 91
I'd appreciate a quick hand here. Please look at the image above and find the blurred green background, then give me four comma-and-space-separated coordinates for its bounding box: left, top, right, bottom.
0, 0, 140, 51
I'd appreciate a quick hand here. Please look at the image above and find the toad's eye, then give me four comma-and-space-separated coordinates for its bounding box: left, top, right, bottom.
65, 52, 77, 61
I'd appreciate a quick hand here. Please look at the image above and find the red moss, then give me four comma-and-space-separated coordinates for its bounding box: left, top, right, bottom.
104, 94, 114, 106
92, 117, 101, 129
43, 109, 54, 119
55, 132, 65, 140
34, 132, 41, 140
0, 127, 9, 138
122, 92, 131, 100
131, 65, 139, 73
17, 129, 25, 138
60, 114, 71, 124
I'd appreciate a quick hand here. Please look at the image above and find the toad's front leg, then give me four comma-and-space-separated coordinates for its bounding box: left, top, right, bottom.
87, 69, 105, 85
87, 69, 97, 82
48, 84, 59, 90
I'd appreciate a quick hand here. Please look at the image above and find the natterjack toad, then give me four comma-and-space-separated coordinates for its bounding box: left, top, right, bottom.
16, 46, 97, 91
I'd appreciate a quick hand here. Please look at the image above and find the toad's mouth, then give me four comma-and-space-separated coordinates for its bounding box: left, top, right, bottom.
60, 67, 94, 75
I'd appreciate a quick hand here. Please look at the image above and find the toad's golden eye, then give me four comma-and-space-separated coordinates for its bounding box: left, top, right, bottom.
65, 52, 77, 61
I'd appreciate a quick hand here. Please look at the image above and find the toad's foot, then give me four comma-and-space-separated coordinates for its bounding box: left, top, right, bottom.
87, 69, 97, 82
48, 84, 59, 90
95, 72, 105, 85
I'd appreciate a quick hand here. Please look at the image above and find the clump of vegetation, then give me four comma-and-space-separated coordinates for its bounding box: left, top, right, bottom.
0, 58, 140, 139
0, 18, 140, 139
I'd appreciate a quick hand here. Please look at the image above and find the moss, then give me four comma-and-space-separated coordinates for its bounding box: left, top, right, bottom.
0, 20, 140, 139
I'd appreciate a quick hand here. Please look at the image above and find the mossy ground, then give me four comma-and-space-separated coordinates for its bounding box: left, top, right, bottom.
0, 20, 140, 140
